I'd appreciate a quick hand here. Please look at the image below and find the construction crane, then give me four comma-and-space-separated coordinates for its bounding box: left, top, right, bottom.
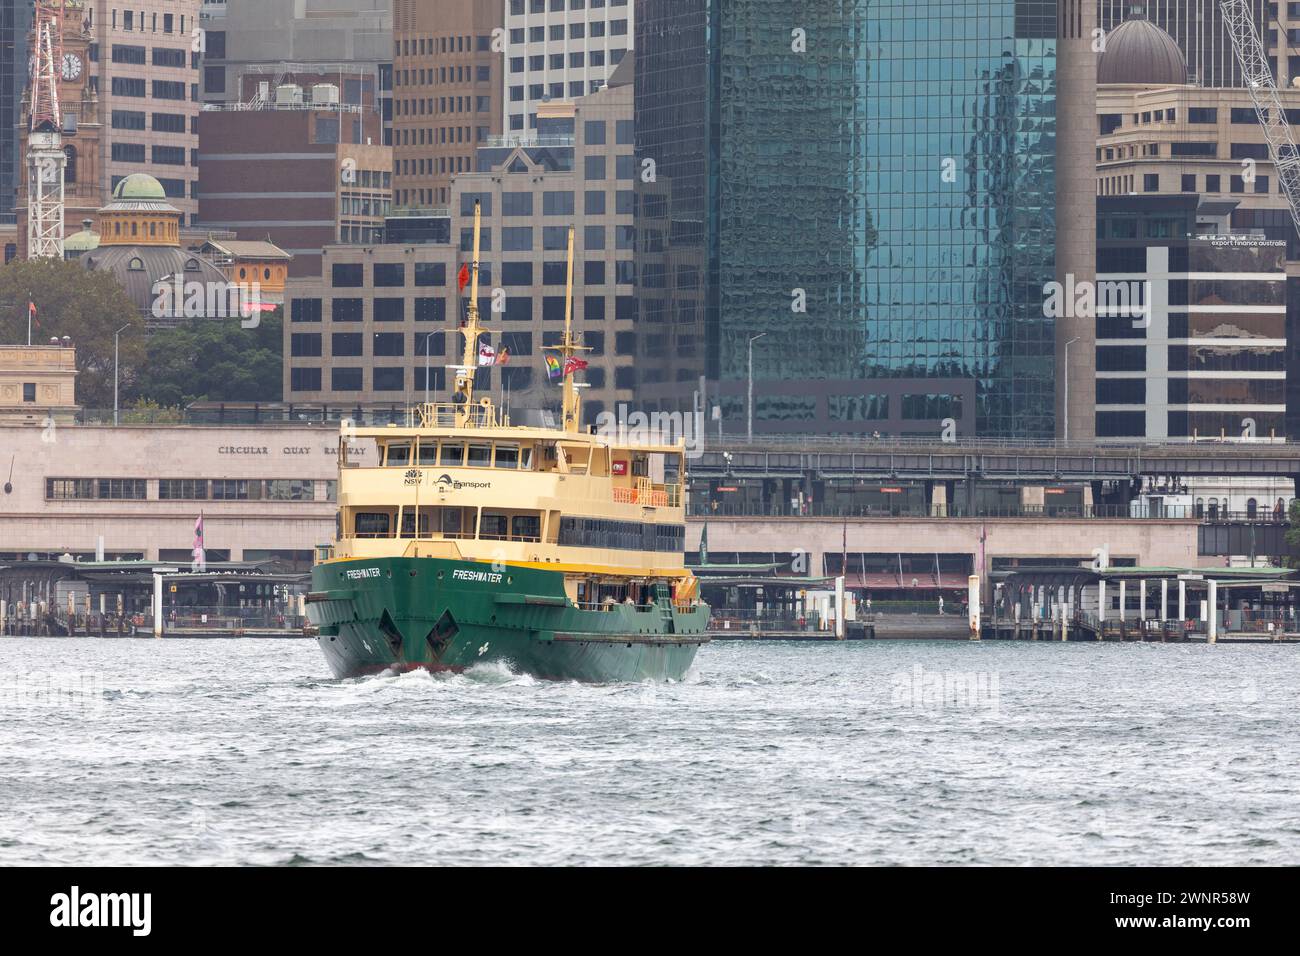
27, 0, 66, 260
1221, 0, 1300, 240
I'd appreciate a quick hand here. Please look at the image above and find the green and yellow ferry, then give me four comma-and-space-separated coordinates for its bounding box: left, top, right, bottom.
306, 206, 709, 681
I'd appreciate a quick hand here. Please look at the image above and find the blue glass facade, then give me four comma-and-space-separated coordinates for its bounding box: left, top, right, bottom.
637, 0, 1060, 439
1, 1, 33, 225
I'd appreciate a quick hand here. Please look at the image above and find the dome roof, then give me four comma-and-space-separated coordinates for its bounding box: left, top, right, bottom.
64, 227, 101, 253
112, 174, 167, 200
1098, 18, 1188, 86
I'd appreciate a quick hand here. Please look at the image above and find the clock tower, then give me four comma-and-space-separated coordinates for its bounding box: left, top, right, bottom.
15, 0, 102, 258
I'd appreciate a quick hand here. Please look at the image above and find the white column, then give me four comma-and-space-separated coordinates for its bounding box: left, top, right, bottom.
1160, 579, 1168, 622
1178, 580, 1186, 621
1098, 580, 1106, 621
1139, 579, 1147, 629
152, 572, 165, 639
1119, 580, 1127, 624
0, 599, 6, 635
1208, 579, 1218, 644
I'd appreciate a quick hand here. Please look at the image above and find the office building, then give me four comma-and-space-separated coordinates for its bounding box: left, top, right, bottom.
0, 0, 34, 222
503, 0, 633, 133
93, 0, 203, 225
284, 71, 637, 416
197, 92, 391, 276
635, 0, 1095, 441
197, 0, 393, 144
1096, 196, 1287, 441
391, 0, 503, 210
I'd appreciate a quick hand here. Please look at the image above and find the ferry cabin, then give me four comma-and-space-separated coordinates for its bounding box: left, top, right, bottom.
329, 411, 694, 607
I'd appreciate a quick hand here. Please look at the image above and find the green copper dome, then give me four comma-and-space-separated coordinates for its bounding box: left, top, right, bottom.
111, 174, 167, 201
64, 227, 101, 252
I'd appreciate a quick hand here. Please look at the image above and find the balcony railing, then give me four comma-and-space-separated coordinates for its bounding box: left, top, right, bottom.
483, 133, 574, 148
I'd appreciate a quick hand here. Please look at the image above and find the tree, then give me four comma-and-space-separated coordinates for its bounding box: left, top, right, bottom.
0, 257, 144, 408
129, 311, 283, 407
1284, 499, 1300, 569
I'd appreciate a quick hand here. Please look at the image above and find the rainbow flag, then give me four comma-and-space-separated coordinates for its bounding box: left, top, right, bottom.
545, 353, 562, 382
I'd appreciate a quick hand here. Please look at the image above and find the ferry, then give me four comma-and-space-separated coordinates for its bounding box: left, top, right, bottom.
305, 203, 709, 681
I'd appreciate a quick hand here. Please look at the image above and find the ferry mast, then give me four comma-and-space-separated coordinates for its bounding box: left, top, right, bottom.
453, 200, 486, 427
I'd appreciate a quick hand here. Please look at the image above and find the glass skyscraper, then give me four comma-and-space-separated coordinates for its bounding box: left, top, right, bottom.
1, 0, 33, 227
636, 0, 1062, 439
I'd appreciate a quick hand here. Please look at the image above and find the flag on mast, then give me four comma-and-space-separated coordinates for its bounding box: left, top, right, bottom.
192, 514, 206, 572
457, 263, 470, 292
28, 301, 40, 330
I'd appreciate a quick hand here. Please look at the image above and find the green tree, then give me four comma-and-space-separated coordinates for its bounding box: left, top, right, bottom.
0, 257, 144, 408
129, 311, 283, 407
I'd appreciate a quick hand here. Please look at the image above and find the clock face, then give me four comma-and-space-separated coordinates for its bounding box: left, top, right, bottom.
61, 54, 82, 81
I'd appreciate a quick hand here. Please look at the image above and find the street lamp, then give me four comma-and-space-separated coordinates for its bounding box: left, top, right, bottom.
747, 332, 766, 443
1063, 336, 1080, 446
113, 324, 129, 426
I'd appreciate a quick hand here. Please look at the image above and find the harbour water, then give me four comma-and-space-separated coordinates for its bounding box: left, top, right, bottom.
0, 638, 1295, 866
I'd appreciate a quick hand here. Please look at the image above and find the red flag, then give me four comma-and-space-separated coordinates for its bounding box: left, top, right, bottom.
497, 347, 510, 366
457, 263, 470, 291
563, 356, 588, 376
28, 301, 40, 330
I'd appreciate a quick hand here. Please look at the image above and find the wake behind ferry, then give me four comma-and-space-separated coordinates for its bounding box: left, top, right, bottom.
306, 204, 709, 682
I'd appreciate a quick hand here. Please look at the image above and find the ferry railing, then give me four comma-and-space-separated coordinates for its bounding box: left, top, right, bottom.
163, 607, 308, 631
685, 502, 1283, 521
404, 403, 506, 429
707, 609, 826, 632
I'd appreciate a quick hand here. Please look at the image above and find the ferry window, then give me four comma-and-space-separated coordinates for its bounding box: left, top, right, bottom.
400, 510, 431, 537
495, 444, 520, 468
512, 514, 540, 541
519, 446, 534, 470
386, 443, 411, 466
468, 444, 492, 467
355, 512, 392, 537
440, 442, 465, 466
480, 512, 508, 540
441, 509, 465, 537
416, 441, 438, 466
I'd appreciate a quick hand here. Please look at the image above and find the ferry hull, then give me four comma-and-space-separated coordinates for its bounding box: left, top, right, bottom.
308, 557, 708, 683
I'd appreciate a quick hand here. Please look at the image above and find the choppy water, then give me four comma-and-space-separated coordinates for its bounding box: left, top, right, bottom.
0, 637, 1296, 866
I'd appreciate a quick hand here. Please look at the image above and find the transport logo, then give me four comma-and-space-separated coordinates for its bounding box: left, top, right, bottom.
404, 469, 423, 486
436, 474, 492, 491
50, 886, 151, 937
344, 567, 381, 580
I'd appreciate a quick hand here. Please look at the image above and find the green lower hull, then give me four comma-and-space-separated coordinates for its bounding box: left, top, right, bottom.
307, 556, 709, 682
